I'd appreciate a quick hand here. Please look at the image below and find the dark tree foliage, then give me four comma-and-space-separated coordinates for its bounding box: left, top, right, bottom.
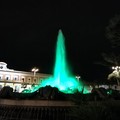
106, 15, 120, 48
101, 52, 120, 66
100, 15, 120, 67
94, 14, 120, 85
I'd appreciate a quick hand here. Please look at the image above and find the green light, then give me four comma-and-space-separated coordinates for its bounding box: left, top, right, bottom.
107, 89, 112, 95
23, 30, 89, 94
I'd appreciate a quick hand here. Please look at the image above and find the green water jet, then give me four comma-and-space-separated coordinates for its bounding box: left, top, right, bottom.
23, 30, 89, 94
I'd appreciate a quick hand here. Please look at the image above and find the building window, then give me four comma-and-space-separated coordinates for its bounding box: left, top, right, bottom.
28, 78, 31, 83
34, 78, 36, 83
21, 77, 25, 82
6, 77, 9, 80
40, 80, 42, 84
0, 66, 3, 69
5, 75, 10, 80
0, 75, 3, 80
14, 76, 18, 81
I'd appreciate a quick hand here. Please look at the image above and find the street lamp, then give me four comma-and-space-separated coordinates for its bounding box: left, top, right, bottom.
109, 66, 120, 86
76, 75, 81, 81
111, 66, 120, 78
31, 67, 39, 77
112, 66, 120, 71
31, 67, 39, 85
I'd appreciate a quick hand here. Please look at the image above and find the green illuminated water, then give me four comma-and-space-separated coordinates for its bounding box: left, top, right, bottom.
23, 30, 89, 94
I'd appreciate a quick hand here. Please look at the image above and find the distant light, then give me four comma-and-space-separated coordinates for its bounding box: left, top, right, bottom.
76, 76, 81, 79
31, 68, 39, 72
112, 66, 115, 69
31, 67, 39, 76
112, 66, 120, 71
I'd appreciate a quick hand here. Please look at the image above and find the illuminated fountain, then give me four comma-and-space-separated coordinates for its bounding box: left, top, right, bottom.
23, 30, 89, 94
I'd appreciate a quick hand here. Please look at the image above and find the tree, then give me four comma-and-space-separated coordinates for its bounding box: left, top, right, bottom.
103, 14, 120, 84
106, 14, 120, 49
96, 15, 120, 85
104, 14, 120, 65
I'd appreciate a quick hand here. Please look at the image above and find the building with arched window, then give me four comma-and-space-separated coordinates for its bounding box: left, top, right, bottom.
0, 62, 50, 92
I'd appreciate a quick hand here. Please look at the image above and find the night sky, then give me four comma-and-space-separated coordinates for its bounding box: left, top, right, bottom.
0, 1, 120, 82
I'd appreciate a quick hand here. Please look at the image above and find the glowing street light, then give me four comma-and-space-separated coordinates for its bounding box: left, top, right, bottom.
108, 66, 120, 85
110, 66, 120, 78
76, 75, 81, 81
112, 66, 120, 71
31, 67, 39, 77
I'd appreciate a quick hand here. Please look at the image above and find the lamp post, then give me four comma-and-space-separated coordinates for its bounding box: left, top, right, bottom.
31, 67, 39, 85
76, 75, 81, 81
32, 67, 39, 77
111, 66, 120, 86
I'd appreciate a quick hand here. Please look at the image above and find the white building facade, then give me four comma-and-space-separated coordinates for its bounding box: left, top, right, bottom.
0, 62, 50, 92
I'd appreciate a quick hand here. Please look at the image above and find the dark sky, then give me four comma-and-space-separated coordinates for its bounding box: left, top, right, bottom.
0, 1, 120, 82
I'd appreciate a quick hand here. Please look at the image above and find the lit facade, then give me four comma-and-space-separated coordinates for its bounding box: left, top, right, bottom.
0, 62, 50, 92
